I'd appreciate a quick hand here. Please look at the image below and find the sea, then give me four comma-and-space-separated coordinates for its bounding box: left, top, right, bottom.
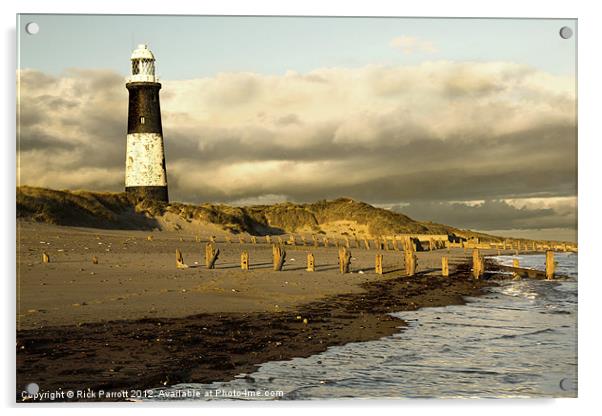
151, 252, 578, 400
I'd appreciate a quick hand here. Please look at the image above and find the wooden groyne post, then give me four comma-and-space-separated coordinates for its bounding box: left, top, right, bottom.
176, 249, 188, 269
42, 252, 50, 263
403, 237, 416, 276
406, 253, 417, 277
546, 250, 555, 280
375, 254, 383, 275
338, 247, 352, 274
441, 256, 449, 277
512, 258, 520, 279
306, 252, 315, 272
205, 242, 219, 269
272, 245, 286, 271
472, 248, 483, 279
241, 250, 249, 270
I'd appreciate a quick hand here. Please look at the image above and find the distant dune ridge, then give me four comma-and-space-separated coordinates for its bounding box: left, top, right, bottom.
16, 186, 495, 241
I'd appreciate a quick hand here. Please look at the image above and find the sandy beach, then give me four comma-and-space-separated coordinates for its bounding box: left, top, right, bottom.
16, 221, 515, 400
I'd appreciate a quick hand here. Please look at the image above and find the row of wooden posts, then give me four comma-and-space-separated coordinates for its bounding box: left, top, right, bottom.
196, 234, 447, 252
175, 239, 422, 276
177, 245, 557, 280
39, 244, 557, 280
194, 233, 576, 254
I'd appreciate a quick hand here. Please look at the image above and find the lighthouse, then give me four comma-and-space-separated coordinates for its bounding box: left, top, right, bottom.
124, 44, 169, 202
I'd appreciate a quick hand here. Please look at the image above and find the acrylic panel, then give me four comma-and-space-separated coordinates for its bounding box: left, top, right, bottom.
16, 14, 577, 402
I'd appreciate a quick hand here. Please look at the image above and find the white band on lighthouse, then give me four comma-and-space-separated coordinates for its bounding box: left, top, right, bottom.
125, 133, 167, 187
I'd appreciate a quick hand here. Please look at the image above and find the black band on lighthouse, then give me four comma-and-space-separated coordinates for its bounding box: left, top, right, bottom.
126, 82, 163, 134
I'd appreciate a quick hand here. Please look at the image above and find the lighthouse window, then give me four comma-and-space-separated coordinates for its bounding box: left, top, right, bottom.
132, 60, 140, 75
140, 116, 145, 124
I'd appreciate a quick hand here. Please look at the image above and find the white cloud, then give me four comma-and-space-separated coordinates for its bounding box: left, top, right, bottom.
389, 36, 438, 54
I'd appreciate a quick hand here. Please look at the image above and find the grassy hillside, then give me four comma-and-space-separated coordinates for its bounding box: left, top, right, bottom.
16, 186, 499, 240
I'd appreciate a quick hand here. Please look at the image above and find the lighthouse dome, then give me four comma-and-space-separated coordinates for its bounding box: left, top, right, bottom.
129, 44, 157, 83
131, 44, 155, 60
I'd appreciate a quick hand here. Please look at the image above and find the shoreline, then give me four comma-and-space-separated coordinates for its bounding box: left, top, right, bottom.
17, 267, 494, 401
17, 222, 510, 401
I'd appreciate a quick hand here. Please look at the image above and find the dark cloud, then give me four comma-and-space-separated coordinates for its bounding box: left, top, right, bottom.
17, 63, 577, 235
393, 200, 577, 231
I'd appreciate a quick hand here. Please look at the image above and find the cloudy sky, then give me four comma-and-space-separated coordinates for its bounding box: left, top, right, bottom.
17, 15, 577, 241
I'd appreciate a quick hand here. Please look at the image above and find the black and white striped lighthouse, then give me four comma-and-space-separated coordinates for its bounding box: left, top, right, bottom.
124, 44, 169, 202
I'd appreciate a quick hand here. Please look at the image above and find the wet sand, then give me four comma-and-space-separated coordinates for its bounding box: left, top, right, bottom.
16, 221, 514, 400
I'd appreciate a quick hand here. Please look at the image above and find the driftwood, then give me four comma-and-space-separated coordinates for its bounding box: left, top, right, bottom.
42, 252, 50, 263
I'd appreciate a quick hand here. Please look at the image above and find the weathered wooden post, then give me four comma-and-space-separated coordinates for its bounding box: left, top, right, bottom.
265, 235, 272, 244
301, 235, 307, 246
345, 236, 350, 249
338, 247, 352, 274
92, 255, 99, 265
442, 256, 449, 277
272, 245, 286, 271
354, 237, 360, 248
312, 235, 318, 247
277, 236, 284, 245
429, 238, 434, 251
209, 235, 216, 243
323, 237, 329, 247
472, 248, 481, 279
289, 235, 297, 246
42, 252, 50, 263
546, 250, 555, 280
241, 250, 249, 270
334, 240, 340, 248
373, 238, 380, 250
512, 258, 520, 279
306, 252, 315, 272
392, 237, 399, 251
251, 236, 257, 244
147, 235, 154, 241
383, 237, 390, 251
363, 238, 370, 250
205, 242, 219, 269
406, 253, 417, 276
239, 236, 245, 244
176, 249, 188, 269
375, 254, 383, 275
